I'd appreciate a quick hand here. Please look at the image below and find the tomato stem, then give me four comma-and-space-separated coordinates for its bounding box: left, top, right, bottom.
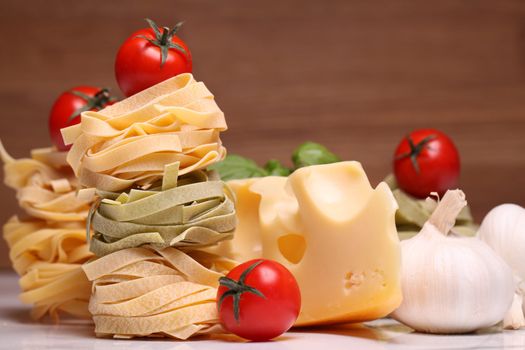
67, 88, 116, 122
218, 260, 266, 323
139, 18, 188, 68
395, 134, 436, 174
160, 27, 170, 46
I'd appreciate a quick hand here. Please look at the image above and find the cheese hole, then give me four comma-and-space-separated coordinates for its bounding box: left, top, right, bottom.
344, 271, 364, 290
278, 234, 306, 264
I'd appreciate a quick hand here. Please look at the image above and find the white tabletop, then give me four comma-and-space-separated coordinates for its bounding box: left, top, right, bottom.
1, 271, 524, 350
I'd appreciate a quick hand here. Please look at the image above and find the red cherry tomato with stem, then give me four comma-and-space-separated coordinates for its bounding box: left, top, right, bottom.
393, 128, 460, 199
115, 18, 192, 97
48, 87, 116, 151
217, 259, 301, 341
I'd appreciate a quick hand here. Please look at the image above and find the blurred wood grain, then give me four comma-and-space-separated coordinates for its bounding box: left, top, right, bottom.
0, 0, 524, 268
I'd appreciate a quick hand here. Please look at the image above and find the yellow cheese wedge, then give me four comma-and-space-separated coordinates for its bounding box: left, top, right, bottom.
209, 161, 402, 326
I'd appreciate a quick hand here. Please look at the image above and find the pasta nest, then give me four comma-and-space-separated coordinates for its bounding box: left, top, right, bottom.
87, 165, 237, 257
1, 144, 93, 320
83, 246, 237, 339
62, 73, 228, 192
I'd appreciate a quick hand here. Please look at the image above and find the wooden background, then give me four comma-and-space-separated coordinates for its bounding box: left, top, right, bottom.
0, 0, 524, 268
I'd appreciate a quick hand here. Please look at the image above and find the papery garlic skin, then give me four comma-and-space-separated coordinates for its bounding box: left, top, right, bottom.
477, 203, 525, 329
392, 191, 515, 334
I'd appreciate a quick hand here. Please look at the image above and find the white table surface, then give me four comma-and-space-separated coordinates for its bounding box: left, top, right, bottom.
1, 271, 524, 350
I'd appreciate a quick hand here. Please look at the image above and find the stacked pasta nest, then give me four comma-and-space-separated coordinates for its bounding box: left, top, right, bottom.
0, 145, 93, 321
62, 73, 238, 339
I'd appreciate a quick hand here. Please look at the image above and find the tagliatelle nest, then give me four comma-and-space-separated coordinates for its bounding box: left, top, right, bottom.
62, 73, 228, 192
3, 217, 93, 320
82, 246, 238, 339
88, 164, 237, 257
0, 143, 94, 321
0, 144, 92, 221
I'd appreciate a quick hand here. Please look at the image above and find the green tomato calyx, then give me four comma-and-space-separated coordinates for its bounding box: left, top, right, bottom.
218, 260, 266, 323
136, 18, 187, 68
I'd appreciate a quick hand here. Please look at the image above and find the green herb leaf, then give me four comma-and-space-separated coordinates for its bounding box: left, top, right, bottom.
264, 159, 291, 176
209, 155, 268, 181
292, 142, 340, 169
211, 142, 340, 181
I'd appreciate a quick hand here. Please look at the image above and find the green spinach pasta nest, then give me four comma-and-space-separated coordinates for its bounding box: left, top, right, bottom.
87, 162, 236, 257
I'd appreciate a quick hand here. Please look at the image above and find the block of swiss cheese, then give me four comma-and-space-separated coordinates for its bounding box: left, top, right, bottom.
209, 161, 402, 326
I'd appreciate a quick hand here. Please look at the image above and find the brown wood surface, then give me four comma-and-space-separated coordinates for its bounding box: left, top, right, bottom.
0, 0, 524, 268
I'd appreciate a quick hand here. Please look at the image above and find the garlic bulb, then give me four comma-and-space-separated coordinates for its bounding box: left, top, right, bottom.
392, 190, 515, 334
477, 203, 525, 329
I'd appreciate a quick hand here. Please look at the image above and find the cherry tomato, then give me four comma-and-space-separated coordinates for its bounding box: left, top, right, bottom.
48, 87, 116, 151
393, 128, 460, 199
217, 259, 301, 341
115, 18, 192, 97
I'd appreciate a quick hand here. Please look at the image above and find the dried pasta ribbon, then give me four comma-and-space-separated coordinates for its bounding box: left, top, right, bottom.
83, 246, 237, 339
89, 166, 236, 257
3, 217, 93, 321
0, 142, 91, 221
1, 142, 94, 321
63, 73, 228, 192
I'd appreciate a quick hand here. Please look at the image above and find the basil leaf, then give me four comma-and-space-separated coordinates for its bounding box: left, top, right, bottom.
209, 154, 268, 181
264, 159, 292, 176
211, 142, 340, 181
292, 142, 340, 169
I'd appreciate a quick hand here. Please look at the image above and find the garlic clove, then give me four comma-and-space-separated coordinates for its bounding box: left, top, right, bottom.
503, 292, 525, 330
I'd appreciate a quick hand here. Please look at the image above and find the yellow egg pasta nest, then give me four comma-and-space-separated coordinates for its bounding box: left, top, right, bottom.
3, 217, 93, 321
62, 73, 228, 192
0, 143, 91, 221
82, 246, 237, 339
1, 142, 94, 320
